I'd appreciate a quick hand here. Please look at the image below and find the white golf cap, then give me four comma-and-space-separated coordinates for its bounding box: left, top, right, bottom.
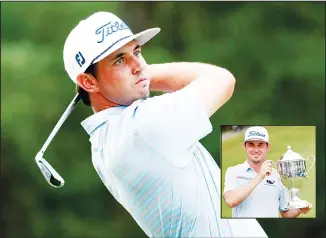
244, 126, 269, 143
63, 11, 160, 83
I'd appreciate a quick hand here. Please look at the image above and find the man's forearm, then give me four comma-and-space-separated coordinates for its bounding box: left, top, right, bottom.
280, 209, 300, 218
224, 175, 264, 208
147, 62, 226, 92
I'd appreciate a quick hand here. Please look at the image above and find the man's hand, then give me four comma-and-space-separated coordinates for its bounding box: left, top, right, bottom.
281, 203, 312, 218
259, 160, 272, 178
299, 203, 312, 214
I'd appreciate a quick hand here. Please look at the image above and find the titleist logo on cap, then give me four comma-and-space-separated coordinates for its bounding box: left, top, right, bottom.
95, 21, 130, 43
248, 131, 266, 138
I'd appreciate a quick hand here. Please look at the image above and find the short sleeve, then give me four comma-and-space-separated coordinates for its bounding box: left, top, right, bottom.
279, 181, 290, 212
134, 88, 212, 158
224, 167, 239, 194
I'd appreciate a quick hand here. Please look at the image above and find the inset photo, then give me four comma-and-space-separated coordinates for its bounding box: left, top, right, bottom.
221, 126, 316, 219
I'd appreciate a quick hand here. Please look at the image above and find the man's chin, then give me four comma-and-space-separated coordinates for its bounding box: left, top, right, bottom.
142, 95, 149, 100
252, 157, 262, 163
140, 90, 150, 99
127, 91, 150, 104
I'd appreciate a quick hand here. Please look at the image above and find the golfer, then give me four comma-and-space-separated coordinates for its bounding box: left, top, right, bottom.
63, 12, 267, 237
223, 126, 312, 218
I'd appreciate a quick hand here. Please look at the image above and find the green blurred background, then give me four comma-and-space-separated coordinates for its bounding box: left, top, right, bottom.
221, 126, 316, 218
1, 2, 325, 238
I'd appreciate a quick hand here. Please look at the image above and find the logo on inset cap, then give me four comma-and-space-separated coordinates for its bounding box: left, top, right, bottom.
244, 126, 269, 143
248, 131, 266, 138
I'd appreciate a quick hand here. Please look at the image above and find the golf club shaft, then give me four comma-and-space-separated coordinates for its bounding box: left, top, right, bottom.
40, 93, 81, 154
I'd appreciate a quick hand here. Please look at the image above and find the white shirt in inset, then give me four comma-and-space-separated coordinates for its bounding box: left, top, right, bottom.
224, 160, 290, 218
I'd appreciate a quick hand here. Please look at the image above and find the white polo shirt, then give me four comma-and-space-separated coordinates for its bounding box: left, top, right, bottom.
81, 89, 268, 237
224, 160, 290, 218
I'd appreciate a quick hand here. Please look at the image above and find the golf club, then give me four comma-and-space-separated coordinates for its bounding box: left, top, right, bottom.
35, 93, 80, 188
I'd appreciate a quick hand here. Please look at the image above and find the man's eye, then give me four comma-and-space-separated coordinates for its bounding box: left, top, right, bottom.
115, 58, 124, 65
134, 50, 141, 57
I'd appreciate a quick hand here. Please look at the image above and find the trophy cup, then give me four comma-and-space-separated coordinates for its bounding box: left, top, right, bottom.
274, 145, 315, 209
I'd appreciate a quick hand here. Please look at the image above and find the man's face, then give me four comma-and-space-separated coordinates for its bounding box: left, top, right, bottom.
243, 140, 270, 163
96, 40, 150, 105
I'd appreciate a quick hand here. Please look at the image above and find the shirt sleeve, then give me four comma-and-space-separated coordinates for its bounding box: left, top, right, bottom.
224, 167, 239, 194
278, 180, 290, 212
134, 88, 212, 159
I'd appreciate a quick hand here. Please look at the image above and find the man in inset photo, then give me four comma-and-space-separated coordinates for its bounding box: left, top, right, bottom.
223, 126, 312, 218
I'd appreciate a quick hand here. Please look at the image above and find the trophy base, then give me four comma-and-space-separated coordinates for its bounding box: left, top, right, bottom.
288, 199, 310, 209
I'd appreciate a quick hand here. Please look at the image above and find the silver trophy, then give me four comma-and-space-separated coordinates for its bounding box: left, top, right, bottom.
274, 145, 315, 209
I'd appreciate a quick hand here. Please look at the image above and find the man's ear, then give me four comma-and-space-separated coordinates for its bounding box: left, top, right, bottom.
242, 142, 246, 150
266, 143, 271, 151
76, 73, 99, 93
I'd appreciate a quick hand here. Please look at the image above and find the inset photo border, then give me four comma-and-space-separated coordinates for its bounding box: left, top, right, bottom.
220, 125, 316, 219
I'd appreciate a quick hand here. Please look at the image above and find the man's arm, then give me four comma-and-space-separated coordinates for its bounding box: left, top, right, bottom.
280, 209, 301, 218
280, 204, 312, 218
134, 62, 234, 159
224, 174, 264, 208
147, 62, 236, 118
223, 160, 272, 208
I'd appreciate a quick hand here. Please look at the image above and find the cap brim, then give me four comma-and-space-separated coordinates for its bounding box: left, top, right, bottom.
93, 27, 160, 64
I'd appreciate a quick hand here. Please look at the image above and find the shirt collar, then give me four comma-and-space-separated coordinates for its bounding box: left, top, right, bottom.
242, 160, 255, 172
81, 106, 126, 135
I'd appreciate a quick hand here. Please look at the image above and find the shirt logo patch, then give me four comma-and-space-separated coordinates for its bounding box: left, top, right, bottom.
236, 176, 251, 180
266, 179, 275, 184
265, 179, 276, 186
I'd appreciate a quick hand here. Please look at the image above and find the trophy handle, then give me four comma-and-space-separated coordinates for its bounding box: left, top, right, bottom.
271, 161, 278, 169
305, 155, 315, 175
267, 160, 278, 176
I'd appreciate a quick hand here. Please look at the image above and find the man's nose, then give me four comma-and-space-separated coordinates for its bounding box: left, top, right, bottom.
131, 57, 144, 75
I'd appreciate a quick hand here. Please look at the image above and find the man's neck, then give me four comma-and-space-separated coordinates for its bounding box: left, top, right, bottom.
247, 159, 265, 173
90, 93, 121, 113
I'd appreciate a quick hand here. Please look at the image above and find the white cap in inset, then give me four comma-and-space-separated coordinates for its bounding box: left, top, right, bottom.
244, 126, 269, 143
